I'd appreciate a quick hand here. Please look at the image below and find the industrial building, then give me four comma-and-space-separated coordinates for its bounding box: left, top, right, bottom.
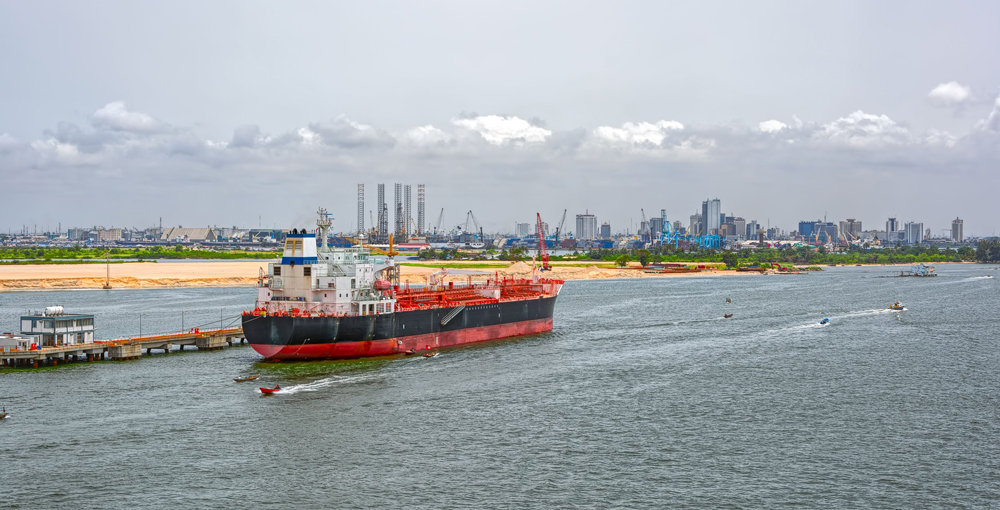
160, 228, 217, 243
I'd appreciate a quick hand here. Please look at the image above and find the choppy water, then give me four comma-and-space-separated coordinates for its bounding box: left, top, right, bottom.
1, 265, 998, 509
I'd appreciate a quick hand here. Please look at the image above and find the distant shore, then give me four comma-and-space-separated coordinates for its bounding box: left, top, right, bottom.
0, 259, 759, 291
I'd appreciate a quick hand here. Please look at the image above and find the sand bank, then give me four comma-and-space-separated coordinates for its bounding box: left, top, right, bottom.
0, 260, 751, 292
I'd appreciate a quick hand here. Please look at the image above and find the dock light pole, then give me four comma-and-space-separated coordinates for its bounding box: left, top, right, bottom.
139, 313, 144, 338
181, 310, 185, 332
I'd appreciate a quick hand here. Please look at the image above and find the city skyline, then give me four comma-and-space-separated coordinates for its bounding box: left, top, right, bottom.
1, 1, 999, 235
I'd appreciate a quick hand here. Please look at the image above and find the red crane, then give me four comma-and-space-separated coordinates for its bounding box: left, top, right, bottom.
536, 213, 551, 271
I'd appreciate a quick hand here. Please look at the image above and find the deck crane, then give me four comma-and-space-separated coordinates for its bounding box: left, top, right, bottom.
536, 213, 551, 271
434, 208, 444, 235
554, 209, 568, 242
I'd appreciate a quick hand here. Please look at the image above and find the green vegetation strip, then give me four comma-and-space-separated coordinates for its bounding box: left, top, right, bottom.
0, 260, 157, 265
0, 246, 279, 261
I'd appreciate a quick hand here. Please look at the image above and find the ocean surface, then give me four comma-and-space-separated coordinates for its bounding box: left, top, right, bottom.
1, 265, 998, 509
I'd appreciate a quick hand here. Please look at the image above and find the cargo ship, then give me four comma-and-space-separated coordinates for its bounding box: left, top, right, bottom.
241, 208, 563, 360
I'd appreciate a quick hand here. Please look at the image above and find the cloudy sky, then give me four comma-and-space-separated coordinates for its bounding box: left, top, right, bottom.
1, 0, 999, 236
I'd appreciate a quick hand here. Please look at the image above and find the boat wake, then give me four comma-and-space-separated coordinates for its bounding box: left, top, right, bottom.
259, 373, 379, 395
764, 308, 892, 336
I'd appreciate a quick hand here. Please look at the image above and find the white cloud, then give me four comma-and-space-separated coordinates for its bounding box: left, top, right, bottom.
924, 129, 957, 147
0, 133, 20, 151
452, 115, 551, 145
92, 101, 167, 133
927, 81, 971, 106
985, 93, 1000, 132
297, 127, 321, 145
758, 120, 788, 133
593, 120, 684, 145
306, 115, 395, 148
402, 125, 450, 145
817, 110, 912, 146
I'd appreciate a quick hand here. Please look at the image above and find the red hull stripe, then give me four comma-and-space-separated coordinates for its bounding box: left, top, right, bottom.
251, 317, 553, 360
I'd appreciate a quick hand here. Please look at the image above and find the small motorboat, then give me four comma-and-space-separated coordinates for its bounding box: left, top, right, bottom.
423, 352, 438, 358
233, 374, 260, 382
819, 318, 830, 325
404, 349, 417, 355
723, 314, 733, 318
0, 406, 7, 420
725, 298, 732, 303
888, 302, 904, 311
259, 385, 281, 395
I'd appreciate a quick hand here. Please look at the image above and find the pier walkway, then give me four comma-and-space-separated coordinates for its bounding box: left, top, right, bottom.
1, 327, 245, 368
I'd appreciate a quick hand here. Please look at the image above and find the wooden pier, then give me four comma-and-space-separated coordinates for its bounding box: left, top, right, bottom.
0, 327, 245, 368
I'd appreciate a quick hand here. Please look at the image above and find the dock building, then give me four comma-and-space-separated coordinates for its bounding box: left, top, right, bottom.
20, 307, 95, 348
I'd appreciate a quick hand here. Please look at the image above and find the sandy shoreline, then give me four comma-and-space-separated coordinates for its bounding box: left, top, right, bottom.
0, 260, 748, 291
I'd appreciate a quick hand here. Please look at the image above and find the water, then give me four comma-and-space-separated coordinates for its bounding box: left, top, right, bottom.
1, 265, 998, 508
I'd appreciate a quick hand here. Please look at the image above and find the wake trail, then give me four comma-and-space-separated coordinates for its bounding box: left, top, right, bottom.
259, 372, 380, 395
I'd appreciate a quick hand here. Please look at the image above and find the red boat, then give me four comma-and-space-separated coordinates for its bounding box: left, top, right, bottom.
259, 385, 281, 394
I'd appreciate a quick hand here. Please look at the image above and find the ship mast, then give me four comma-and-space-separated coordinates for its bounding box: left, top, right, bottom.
316, 207, 332, 251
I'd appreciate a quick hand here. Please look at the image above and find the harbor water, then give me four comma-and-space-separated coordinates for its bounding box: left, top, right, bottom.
1, 265, 998, 508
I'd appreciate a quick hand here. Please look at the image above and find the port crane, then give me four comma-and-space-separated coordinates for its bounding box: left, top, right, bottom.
434, 208, 444, 235
640, 209, 648, 240
464, 210, 483, 240
553, 209, 567, 242
536, 213, 551, 271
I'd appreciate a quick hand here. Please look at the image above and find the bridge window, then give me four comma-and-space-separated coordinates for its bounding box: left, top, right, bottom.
303, 267, 311, 276
273, 267, 282, 276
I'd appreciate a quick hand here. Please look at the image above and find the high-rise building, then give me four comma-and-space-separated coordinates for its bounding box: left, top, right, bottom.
733, 217, 746, 240
951, 217, 964, 242
904, 222, 924, 245
798, 220, 818, 238
701, 198, 721, 234
746, 220, 759, 240
672, 220, 682, 233
417, 184, 425, 235
600, 222, 611, 239
814, 223, 839, 243
839, 218, 862, 240
576, 212, 597, 240
648, 218, 662, 238
886, 217, 899, 234
689, 213, 703, 236
515, 223, 532, 238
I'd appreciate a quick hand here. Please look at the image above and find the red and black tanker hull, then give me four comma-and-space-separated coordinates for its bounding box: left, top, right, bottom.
242, 295, 557, 360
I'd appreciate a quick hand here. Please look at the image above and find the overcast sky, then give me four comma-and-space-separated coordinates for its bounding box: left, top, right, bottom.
2, 0, 999, 236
